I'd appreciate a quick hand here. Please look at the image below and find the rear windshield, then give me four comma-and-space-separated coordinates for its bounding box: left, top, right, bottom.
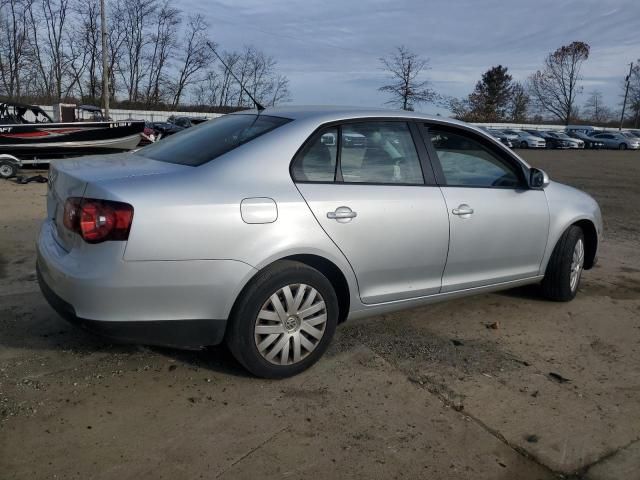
136, 114, 290, 166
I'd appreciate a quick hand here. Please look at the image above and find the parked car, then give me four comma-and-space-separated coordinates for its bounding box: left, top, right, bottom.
567, 125, 598, 135
621, 131, 640, 142
500, 129, 546, 148
543, 131, 584, 149
590, 132, 640, 150
567, 131, 604, 149
149, 121, 185, 140
168, 115, 209, 129
485, 128, 514, 147
37, 107, 602, 378
525, 130, 571, 149
624, 129, 640, 138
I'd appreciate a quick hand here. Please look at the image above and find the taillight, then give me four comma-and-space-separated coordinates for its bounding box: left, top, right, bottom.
63, 197, 134, 244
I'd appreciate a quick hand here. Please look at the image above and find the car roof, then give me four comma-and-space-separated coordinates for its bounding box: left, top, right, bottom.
231, 105, 469, 127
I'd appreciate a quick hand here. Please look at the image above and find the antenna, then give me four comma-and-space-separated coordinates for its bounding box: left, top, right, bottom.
206, 41, 265, 112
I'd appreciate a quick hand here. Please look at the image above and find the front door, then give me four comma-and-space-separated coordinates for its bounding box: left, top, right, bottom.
292, 121, 450, 304
423, 124, 549, 292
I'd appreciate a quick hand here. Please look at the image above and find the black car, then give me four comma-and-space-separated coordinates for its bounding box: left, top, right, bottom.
167, 115, 209, 128
524, 130, 570, 149
567, 131, 604, 149
150, 121, 185, 139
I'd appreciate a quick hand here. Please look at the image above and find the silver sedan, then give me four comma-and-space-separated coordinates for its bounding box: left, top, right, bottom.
591, 132, 640, 150
38, 107, 602, 378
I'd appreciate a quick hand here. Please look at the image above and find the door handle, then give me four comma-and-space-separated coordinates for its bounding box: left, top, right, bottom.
327, 206, 357, 222
452, 204, 474, 217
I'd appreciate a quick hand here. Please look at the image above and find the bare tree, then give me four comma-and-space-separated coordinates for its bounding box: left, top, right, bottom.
118, 0, 156, 102
1, 0, 291, 109
622, 61, 640, 128
583, 90, 612, 124
143, 1, 179, 105
529, 41, 590, 125
72, 0, 100, 101
26, 0, 74, 100
267, 74, 290, 106
170, 14, 210, 108
191, 46, 290, 109
379, 45, 436, 111
0, 0, 30, 98
193, 69, 222, 106
216, 50, 240, 107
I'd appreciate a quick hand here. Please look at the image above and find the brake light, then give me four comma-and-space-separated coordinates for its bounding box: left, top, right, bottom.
63, 197, 134, 243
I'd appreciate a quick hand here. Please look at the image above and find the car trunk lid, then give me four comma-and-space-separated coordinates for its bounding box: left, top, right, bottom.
47, 153, 187, 251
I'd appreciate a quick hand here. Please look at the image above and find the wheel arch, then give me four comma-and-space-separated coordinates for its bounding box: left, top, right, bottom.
572, 219, 598, 270
230, 253, 353, 325
283, 254, 351, 323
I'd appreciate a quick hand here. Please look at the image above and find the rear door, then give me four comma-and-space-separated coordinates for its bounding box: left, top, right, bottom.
292, 120, 450, 304
421, 124, 549, 292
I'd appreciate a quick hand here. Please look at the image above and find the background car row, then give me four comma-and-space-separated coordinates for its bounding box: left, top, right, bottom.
480, 126, 640, 150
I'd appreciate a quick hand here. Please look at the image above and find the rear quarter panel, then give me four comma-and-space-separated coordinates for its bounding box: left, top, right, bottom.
91, 119, 363, 314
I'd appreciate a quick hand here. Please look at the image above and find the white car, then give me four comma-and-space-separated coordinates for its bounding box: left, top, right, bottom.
501, 130, 546, 148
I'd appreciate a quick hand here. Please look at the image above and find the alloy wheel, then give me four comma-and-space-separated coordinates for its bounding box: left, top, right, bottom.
254, 283, 327, 365
570, 238, 584, 292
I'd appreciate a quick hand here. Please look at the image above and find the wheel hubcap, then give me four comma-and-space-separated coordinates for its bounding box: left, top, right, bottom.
254, 284, 327, 365
570, 239, 584, 292
0, 165, 13, 176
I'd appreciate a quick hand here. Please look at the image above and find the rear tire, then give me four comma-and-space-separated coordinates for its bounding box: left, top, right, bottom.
541, 226, 585, 302
226, 260, 339, 378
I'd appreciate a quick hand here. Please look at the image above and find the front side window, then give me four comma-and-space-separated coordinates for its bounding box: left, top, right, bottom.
428, 128, 522, 188
291, 127, 338, 182
340, 122, 424, 184
136, 114, 290, 166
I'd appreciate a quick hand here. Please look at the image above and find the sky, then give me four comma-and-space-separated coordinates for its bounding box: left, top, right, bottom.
185, 0, 640, 116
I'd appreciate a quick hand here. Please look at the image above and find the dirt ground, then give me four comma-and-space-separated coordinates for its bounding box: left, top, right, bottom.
1, 149, 639, 479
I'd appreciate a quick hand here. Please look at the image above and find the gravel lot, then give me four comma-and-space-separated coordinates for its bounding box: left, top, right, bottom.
1, 149, 639, 479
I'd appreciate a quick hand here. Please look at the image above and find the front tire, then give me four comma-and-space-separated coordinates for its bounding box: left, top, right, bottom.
226, 260, 339, 378
541, 226, 585, 302
619, 143, 627, 150
520, 141, 528, 149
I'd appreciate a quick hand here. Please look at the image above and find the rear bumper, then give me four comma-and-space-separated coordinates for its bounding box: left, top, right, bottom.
38, 266, 226, 348
36, 220, 257, 348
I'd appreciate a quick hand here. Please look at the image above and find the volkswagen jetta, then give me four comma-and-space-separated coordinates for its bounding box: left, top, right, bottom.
37, 107, 602, 378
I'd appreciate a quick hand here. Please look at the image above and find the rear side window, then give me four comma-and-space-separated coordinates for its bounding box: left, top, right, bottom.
291, 122, 424, 185
137, 114, 290, 166
340, 122, 424, 184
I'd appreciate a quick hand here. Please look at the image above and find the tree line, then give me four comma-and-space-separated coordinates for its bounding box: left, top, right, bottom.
379, 42, 640, 127
0, 0, 291, 110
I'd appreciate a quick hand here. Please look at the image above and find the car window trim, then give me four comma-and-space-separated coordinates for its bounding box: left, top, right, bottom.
418, 122, 531, 190
290, 117, 435, 186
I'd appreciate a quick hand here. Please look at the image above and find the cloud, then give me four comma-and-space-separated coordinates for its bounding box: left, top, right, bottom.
184, 0, 640, 115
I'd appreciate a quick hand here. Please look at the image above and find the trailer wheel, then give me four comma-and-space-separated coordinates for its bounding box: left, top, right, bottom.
0, 160, 18, 179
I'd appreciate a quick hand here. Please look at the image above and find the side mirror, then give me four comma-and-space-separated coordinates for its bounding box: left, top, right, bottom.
529, 168, 550, 189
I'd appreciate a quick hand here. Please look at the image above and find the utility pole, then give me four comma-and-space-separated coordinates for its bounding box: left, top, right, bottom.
100, 0, 110, 119
619, 61, 633, 130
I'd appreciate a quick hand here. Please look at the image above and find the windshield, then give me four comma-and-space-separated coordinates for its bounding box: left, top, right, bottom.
136, 114, 290, 166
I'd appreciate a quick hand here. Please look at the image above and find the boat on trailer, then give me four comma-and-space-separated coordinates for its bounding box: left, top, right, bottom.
0, 101, 144, 160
